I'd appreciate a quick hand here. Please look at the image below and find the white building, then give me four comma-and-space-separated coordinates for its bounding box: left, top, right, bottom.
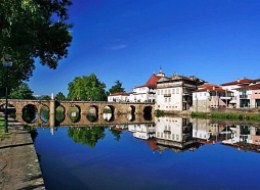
156, 74, 204, 111
192, 83, 232, 111
107, 92, 131, 102
129, 70, 165, 103
221, 78, 253, 108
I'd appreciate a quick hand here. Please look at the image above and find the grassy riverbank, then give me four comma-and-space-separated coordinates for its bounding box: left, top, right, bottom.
0, 117, 6, 140
191, 111, 260, 121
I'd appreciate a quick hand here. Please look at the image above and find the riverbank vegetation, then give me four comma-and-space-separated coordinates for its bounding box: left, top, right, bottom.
0, 117, 7, 141
191, 111, 260, 121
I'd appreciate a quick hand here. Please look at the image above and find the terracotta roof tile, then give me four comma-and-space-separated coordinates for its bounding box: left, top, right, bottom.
236, 83, 260, 90
109, 92, 130, 96
135, 74, 162, 89
221, 78, 253, 86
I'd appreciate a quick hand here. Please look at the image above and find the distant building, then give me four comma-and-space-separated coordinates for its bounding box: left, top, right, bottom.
107, 92, 131, 102
236, 83, 260, 108
156, 74, 204, 111
192, 83, 233, 111
221, 78, 253, 108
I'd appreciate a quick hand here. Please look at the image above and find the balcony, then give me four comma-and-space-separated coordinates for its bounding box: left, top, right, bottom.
164, 94, 171, 97
240, 95, 248, 99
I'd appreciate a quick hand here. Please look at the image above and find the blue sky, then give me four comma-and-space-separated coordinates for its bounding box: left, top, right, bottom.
29, 0, 260, 96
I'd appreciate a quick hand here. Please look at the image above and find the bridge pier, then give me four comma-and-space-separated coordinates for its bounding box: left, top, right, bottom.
49, 98, 55, 127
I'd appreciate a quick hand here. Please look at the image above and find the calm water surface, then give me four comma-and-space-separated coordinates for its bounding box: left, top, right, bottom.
34, 117, 260, 190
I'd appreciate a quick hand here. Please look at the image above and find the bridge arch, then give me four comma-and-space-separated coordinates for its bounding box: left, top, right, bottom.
68, 105, 81, 123
128, 105, 136, 114
22, 104, 38, 123
55, 104, 66, 124
40, 104, 49, 123
87, 105, 99, 122
103, 105, 115, 122
143, 105, 153, 121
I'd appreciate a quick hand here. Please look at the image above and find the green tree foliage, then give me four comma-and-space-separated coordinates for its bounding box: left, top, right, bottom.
68, 127, 106, 147
0, 0, 72, 97
109, 80, 125, 94
9, 82, 35, 99
68, 74, 107, 101
41, 95, 51, 100
55, 91, 66, 101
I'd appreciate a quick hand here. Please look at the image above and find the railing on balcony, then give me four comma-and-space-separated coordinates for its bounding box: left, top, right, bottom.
164, 94, 171, 97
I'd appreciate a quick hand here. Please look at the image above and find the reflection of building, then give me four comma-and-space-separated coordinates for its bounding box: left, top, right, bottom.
191, 118, 231, 144
128, 124, 155, 140
155, 117, 198, 152
222, 125, 260, 153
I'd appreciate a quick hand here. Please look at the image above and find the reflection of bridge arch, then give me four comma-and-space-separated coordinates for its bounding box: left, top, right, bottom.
0, 99, 155, 125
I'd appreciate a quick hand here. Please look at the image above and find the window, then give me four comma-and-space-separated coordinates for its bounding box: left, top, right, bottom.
176, 88, 179, 94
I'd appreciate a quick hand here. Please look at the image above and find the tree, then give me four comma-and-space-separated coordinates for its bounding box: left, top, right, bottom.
56, 92, 66, 101
9, 82, 35, 99
0, 0, 72, 97
41, 95, 51, 100
68, 74, 107, 101
109, 80, 125, 94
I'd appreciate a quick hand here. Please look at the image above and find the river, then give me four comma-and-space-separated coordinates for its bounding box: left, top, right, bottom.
34, 115, 260, 190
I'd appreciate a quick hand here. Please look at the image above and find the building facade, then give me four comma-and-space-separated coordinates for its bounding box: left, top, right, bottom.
156, 74, 204, 111
192, 84, 233, 111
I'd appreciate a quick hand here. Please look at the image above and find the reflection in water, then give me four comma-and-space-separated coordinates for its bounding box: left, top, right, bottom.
48, 116, 260, 153
68, 127, 105, 147
35, 116, 260, 190
103, 113, 112, 121
127, 113, 135, 121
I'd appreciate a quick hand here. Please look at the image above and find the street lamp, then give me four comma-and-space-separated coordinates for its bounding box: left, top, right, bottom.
2, 53, 12, 133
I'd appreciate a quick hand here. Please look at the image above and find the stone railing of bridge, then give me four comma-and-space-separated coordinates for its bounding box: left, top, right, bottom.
0, 99, 155, 126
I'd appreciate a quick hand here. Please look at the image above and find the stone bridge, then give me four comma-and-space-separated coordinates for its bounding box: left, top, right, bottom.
0, 99, 155, 126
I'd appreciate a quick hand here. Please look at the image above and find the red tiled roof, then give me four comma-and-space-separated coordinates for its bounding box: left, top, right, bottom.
221, 78, 253, 86
199, 83, 220, 89
236, 83, 260, 90
109, 92, 130, 96
195, 85, 232, 93
135, 74, 162, 89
